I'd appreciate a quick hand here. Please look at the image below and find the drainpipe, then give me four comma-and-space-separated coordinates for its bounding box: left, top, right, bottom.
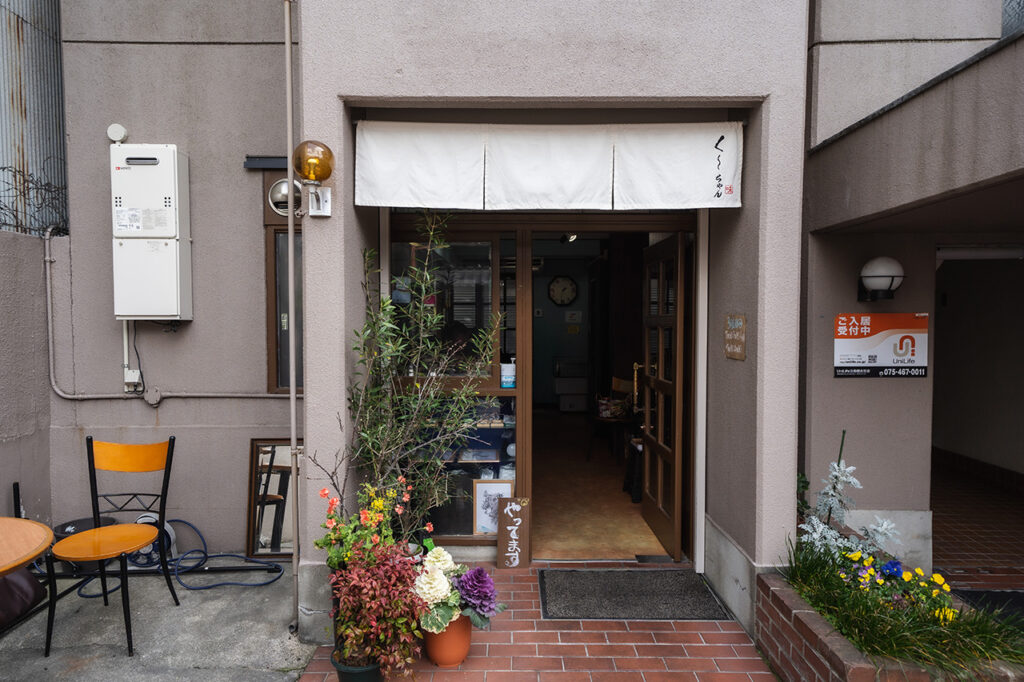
284, 0, 301, 635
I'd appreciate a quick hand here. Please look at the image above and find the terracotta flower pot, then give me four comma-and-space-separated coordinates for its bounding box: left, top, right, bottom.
423, 614, 472, 668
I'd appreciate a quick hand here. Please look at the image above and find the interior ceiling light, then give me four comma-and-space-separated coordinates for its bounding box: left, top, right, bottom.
560, 233, 578, 244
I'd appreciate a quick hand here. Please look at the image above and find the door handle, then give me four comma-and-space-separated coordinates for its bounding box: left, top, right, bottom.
631, 362, 656, 409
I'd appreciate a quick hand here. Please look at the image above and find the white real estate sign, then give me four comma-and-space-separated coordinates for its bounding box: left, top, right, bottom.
834, 313, 929, 377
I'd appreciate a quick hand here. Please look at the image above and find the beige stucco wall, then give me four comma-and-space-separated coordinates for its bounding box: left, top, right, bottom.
804, 234, 935, 514
297, 0, 808, 638
806, 35, 1024, 232
933, 259, 1024, 474
52, 0, 293, 550
808, 0, 1001, 146
0, 232, 51, 522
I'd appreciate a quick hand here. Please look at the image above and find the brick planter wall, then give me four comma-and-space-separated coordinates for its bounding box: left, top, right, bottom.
754, 573, 1023, 681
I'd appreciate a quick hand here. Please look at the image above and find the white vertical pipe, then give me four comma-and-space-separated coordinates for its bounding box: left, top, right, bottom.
284, 0, 300, 632
122, 320, 130, 378
694, 209, 709, 573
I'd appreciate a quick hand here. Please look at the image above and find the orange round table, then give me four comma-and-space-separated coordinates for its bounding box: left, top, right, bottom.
0, 517, 54, 577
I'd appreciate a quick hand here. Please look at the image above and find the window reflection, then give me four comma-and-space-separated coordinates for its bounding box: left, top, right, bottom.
390, 241, 492, 375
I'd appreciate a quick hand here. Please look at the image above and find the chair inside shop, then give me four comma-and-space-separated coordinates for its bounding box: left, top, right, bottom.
44, 436, 180, 656
588, 376, 636, 461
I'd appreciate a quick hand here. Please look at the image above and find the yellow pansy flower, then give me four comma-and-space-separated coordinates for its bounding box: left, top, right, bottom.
863, 556, 874, 567
876, 578, 884, 585
902, 571, 912, 582
932, 589, 940, 597
846, 551, 862, 561
942, 584, 951, 592
914, 567, 924, 577
931, 573, 945, 585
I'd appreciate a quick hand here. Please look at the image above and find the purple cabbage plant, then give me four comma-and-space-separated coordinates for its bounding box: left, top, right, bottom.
454, 566, 506, 627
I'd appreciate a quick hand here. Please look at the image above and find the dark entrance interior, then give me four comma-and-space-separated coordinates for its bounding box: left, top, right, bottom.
530, 231, 686, 561
931, 256, 1024, 588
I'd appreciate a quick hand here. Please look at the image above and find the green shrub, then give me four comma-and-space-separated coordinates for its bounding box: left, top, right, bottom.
786, 541, 1024, 677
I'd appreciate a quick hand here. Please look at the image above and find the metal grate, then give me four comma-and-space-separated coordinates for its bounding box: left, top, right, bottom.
0, 0, 68, 236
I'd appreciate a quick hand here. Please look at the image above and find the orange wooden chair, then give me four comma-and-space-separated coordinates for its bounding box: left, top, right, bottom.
44, 436, 180, 656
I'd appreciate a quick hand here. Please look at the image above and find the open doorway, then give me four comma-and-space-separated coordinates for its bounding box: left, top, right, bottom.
931, 252, 1024, 588
530, 230, 695, 562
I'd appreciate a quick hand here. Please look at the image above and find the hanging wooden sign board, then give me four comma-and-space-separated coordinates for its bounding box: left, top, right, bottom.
496, 497, 530, 570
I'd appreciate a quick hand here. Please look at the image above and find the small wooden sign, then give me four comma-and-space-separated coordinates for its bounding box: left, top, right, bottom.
495, 497, 530, 569
724, 314, 746, 361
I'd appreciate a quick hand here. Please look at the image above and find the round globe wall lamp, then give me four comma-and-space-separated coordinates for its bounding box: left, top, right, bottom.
858, 256, 904, 301
292, 140, 334, 217
292, 139, 334, 184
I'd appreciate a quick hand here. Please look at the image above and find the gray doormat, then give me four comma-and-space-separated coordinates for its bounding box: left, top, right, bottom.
539, 569, 729, 620
954, 590, 1024, 623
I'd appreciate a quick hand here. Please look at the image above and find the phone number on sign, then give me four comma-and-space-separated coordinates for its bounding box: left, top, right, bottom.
878, 367, 926, 377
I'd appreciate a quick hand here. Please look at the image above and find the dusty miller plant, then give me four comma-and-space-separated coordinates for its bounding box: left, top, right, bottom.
797, 430, 899, 556
311, 211, 499, 544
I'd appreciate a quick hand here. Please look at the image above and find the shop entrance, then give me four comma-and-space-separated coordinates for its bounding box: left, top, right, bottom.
387, 212, 698, 563
529, 229, 696, 562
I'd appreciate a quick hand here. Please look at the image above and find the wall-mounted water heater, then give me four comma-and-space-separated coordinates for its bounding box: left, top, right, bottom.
110, 143, 192, 320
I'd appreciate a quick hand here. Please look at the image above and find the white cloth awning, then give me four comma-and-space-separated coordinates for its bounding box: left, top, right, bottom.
354, 121, 742, 211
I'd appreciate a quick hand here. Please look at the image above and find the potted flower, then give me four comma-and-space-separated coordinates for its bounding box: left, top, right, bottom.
315, 484, 426, 681
412, 545, 506, 668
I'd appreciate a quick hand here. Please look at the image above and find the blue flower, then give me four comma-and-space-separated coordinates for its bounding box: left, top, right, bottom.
880, 560, 902, 577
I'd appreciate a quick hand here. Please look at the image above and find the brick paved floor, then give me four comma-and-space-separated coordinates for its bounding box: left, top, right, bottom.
299, 562, 776, 681
932, 466, 1024, 590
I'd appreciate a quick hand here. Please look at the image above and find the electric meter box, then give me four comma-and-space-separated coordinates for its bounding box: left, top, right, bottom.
110, 143, 192, 320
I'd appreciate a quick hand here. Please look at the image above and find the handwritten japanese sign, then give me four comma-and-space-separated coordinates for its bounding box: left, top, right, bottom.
724, 314, 746, 361
834, 313, 929, 377
496, 497, 530, 570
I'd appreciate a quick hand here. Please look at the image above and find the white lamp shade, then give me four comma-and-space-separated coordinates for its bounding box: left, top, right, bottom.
860, 256, 904, 293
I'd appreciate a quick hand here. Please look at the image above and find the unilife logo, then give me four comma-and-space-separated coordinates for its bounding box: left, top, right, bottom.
893, 335, 916, 358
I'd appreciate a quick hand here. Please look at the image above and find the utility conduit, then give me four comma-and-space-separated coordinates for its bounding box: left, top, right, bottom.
43, 227, 298, 406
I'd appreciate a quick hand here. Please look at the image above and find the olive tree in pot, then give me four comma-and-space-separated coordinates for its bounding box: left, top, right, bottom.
311, 212, 499, 678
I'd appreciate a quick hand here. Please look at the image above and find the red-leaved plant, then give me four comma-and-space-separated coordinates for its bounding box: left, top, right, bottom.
330, 541, 427, 676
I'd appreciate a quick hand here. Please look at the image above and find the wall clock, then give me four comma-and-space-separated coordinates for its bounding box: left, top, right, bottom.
547, 275, 578, 306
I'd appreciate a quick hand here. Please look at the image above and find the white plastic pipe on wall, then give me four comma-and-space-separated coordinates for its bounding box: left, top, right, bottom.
44, 226, 296, 404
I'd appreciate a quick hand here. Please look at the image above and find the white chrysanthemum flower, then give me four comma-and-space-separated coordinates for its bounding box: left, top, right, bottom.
423, 547, 457, 574
414, 567, 452, 605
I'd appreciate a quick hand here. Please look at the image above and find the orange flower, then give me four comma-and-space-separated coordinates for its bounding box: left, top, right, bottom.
371, 534, 380, 544
395, 504, 404, 515
407, 485, 413, 491
425, 522, 434, 532
327, 497, 339, 515
398, 475, 406, 484
359, 509, 371, 525
319, 487, 329, 499
402, 492, 410, 502
325, 518, 335, 529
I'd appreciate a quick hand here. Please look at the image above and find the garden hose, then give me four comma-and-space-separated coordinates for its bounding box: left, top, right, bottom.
38, 518, 284, 598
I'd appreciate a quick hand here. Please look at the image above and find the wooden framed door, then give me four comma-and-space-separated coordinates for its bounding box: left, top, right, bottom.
639, 234, 688, 561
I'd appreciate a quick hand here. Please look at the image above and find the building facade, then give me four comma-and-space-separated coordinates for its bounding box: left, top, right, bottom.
1, 0, 1020, 643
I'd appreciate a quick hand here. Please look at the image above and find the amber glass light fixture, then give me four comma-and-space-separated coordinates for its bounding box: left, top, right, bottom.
292, 140, 334, 184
